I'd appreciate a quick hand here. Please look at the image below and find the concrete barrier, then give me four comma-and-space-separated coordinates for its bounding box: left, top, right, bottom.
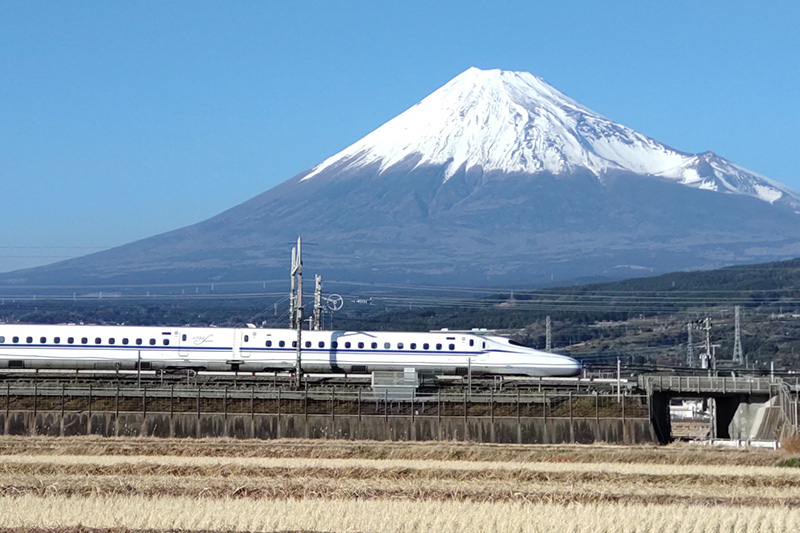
0, 410, 656, 444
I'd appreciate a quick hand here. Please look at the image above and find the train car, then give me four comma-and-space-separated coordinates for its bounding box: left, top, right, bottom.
0, 324, 581, 377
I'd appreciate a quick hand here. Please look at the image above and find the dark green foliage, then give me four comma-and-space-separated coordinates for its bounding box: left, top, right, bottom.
2, 257, 800, 370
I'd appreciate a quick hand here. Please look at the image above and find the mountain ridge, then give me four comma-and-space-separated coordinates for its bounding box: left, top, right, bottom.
300, 67, 798, 208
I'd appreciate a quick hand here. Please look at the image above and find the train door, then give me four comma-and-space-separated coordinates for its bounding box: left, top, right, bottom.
474, 337, 489, 370
178, 332, 189, 358
240, 332, 251, 359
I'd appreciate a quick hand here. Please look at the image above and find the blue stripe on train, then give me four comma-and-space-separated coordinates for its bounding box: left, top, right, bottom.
0, 344, 491, 357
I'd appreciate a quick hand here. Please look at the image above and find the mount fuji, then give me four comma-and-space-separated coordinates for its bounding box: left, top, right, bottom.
302, 68, 797, 208
4, 67, 800, 291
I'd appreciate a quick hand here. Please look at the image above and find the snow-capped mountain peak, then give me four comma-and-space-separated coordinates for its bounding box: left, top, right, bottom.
301, 67, 796, 207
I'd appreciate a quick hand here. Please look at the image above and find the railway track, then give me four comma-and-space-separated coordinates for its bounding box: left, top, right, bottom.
0, 367, 637, 396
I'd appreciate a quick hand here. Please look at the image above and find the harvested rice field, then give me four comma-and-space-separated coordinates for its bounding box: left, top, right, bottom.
0, 436, 798, 532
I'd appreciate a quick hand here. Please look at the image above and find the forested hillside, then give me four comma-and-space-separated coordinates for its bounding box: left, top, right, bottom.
2, 258, 799, 370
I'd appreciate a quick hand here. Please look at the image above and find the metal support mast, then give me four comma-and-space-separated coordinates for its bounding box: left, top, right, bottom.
290, 237, 304, 389
732, 306, 744, 365
312, 274, 323, 331
545, 315, 552, 352
686, 322, 694, 367
289, 247, 296, 328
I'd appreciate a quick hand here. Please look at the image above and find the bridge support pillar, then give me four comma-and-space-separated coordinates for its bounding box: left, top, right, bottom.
649, 392, 671, 444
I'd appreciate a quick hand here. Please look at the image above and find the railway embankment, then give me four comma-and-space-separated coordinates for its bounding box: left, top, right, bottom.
0, 384, 655, 444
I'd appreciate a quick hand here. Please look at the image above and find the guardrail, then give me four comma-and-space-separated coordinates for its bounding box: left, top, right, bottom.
639, 375, 777, 395
776, 381, 799, 436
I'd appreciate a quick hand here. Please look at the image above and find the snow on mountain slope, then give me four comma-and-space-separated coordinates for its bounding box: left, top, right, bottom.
301, 67, 797, 207
655, 151, 791, 204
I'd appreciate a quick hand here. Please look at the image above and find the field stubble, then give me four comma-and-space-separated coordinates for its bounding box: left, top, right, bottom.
0, 437, 799, 532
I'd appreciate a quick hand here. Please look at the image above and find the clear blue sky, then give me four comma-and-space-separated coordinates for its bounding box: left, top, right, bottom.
1, 1, 798, 273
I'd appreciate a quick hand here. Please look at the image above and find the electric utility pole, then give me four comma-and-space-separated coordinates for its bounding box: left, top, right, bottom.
700, 317, 712, 372
289, 247, 296, 328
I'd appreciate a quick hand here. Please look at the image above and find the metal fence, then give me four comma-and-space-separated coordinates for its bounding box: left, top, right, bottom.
0, 384, 649, 421
776, 381, 800, 435
638, 375, 787, 395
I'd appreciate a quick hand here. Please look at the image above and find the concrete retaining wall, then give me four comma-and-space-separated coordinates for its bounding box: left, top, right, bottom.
0, 411, 656, 444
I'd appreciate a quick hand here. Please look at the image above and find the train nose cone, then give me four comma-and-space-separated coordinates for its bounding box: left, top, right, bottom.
560, 356, 582, 377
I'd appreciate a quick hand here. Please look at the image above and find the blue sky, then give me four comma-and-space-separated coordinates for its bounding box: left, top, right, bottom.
1, 1, 798, 273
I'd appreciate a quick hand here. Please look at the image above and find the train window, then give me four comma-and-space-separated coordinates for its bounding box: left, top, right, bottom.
371, 342, 377, 349
40, 337, 46, 343
122, 338, 129, 345
244, 335, 249, 342
292, 341, 297, 348
318, 341, 325, 348
149, 339, 156, 345
266, 340, 272, 347
26, 337, 33, 343
384, 342, 390, 349
182, 334, 187, 341
54, 337, 60, 344
358, 342, 364, 349
305, 341, 311, 348
436, 343, 442, 350
163, 339, 169, 346
482, 342, 485, 349
397, 343, 404, 349
410, 343, 416, 349
345, 342, 351, 348
95, 338, 101, 344
279, 340, 285, 348
0, 336, 4, 343
12, 336, 19, 343
68, 337, 74, 344
108, 338, 115, 345
331, 341, 338, 349
423, 343, 429, 350
469, 339, 474, 347
449, 344, 455, 350
136, 339, 142, 345
81, 338, 88, 344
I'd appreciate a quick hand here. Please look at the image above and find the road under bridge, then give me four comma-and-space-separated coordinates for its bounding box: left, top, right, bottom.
640, 374, 799, 444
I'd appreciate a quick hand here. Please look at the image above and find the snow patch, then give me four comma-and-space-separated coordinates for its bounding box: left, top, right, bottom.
754, 184, 783, 203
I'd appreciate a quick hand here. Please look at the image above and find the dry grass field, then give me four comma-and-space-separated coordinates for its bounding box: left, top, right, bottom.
0, 436, 798, 532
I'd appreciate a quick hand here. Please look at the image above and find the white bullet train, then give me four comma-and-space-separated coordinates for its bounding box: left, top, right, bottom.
0, 324, 581, 377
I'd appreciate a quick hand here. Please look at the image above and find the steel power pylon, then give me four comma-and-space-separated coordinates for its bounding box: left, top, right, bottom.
732, 306, 745, 366
545, 316, 552, 351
